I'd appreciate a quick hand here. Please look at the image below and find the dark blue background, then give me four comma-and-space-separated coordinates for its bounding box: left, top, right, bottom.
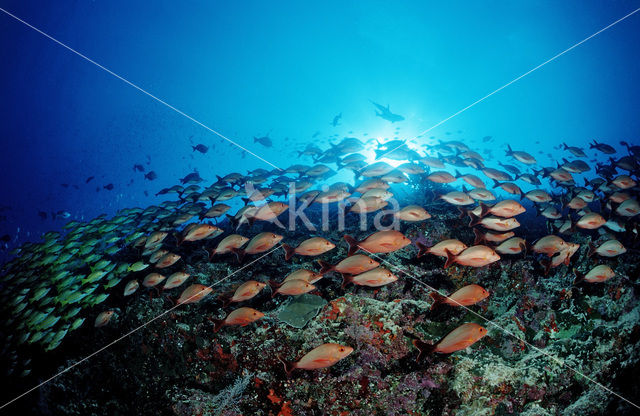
1, 1, 639, 255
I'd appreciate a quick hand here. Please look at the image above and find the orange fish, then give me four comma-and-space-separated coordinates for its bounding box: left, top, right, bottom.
348, 196, 388, 213
163, 272, 190, 289
429, 284, 489, 310
248, 202, 289, 224
142, 272, 166, 288
155, 252, 181, 268
144, 231, 168, 249
416, 239, 467, 258
209, 234, 249, 258
271, 279, 315, 297
426, 171, 456, 184
343, 267, 397, 288
343, 230, 411, 256
469, 214, 520, 231
354, 179, 390, 193
588, 239, 626, 257
574, 265, 615, 284
212, 307, 264, 332
282, 237, 336, 261
576, 212, 605, 229
94, 310, 115, 328
394, 205, 431, 222
493, 181, 522, 196
413, 323, 487, 358
177, 223, 221, 245
177, 284, 213, 304
524, 189, 552, 203
232, 232, 283, 262
281, 269, 324, 284
228, 280, 266, 303
279, 343, 353, 376
439, 191, 474, 206
494, 237, 526, 255
444, 245, 500, 268
123, 280, 139, 296
317, 254, 380, 276
472, 228, 514, 245
532, 235, 566, 257
479, 200, 525, 218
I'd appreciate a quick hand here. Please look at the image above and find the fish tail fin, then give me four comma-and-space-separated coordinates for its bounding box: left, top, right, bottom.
506, 144, 513, 155
217, 294, 231, 308
473, 228, 485, 245
277, 355, 295, 378
540, 258, 551, 276
478, 202, 491, 218
282, 243, 295, 261
429, 292, 447, 311
341, 273, 353, 289
225, 214, 238, 229
468, 212, 481, 227
457, 206, 468, 219
174, 232, 184, 247
572, 268, 585, 285
374, 149, 384, 160
343, 235, 359, 256
444, 249, 456, 268
588, 242, 596, 258
212, 319, 224, 333
229, 247, 245, 263
268, 279, 282, 291
317, 260, 335, 274
454, 169, 462, 178
562, 142, 568, 150
191, 146, 197, 152
492, 179, 501, 189
520, 241, 528, 257
267, 280, 279, 297
241, 197, 251, 206
412, 339, 434, 361
416, 241, 431, 258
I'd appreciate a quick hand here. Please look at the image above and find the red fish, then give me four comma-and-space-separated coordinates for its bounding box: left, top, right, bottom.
444, 245, 500, 268
94, 310, 115, 328
343, 230, 411, 256
429, 284, 489, 310
282, 237, 335, 261
573, 265, 615, 284
278, 343, 353, 377
177, 284, 213, 304
413, 323, 487, 358
342, 267, 398, 288
317, 254, 380, 276
271, 279, 315, 297
227, 280, 266, 304
212, 307, 264, 332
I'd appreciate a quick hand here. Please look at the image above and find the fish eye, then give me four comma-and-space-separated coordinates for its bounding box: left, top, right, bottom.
339, 347, 345, 352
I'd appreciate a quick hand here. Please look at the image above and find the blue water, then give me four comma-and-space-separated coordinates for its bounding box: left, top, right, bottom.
1, 1, 639, 254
